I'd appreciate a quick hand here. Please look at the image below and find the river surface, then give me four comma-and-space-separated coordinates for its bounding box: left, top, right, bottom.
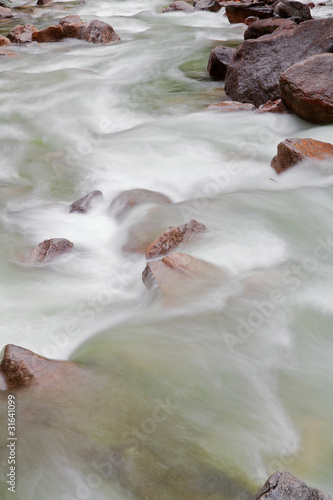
0, 0, 333, 499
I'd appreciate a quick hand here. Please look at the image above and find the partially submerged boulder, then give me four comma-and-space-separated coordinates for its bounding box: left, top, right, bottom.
271, 138, 333, 174
69, 190, 103, 213
273, 0, 312, 22
28, 238, 74, 263
225, 3, 274, 24
255, 471, 332, 499
78, 20, 121, 44
207, 45, 235, 80
145, 219, 207, 259
244, 18, 297, 40
0, 6, 13, 18
205, 100, 255, 112
162, 1, 195, 11
257, 99, 288, 113
32, 25, 64, 43
0, 35, 10, 46
194, 0, 221, 12
59, 15, 84, 38
279, 53, 333, 124
110, 188, 172, 220
7, 24, 38, 44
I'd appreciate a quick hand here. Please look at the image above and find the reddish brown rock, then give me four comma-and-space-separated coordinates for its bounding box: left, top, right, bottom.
0, 344, 86, 390
145, 220, 207, 259
7, 24, 38, 44
110, 188, 172, 220
28, 238, 74, 263
225, 3, 273, 24
271, 138, 333, 174
162, 1, 195, 11
256, 471, 331, 500
194, 0, 221, 12
244, 18, 297, 40
205, 100, 255, 112
0, 6, 13, 18
37, 0, 53, 5
207, 45, 235, 80
0, 35, 10, 46
69, 190, 103, 213
32, 25, 64, 43
78, 20, 120, 44
225, 18, 333, 107
257, 99, 288, 113
273, 0, 312, 22
279, 53, 333, 124
59, 15, 84, 38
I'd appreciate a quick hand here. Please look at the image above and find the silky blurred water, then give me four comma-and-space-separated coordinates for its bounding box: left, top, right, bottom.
0, 0, 333, 498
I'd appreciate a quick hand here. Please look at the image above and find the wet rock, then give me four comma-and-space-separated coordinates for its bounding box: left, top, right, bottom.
0, 35, 10, 46
59, 14, 84, 38
257, 98, 288, 113
37, 0, 53, 5
69, 190, 103, 213
0, 344, 85, 390
205, 100, 256, 112
110, 188, 172, 220
225, 3, 274, 24
245, 16, 260, 25
271, 138, 333, 174
0, 6, 13, 18
279, 53, 333, 124
78, 20, 120, 44
145, 219, 207, 259
28, 238, 74, 263
194, 0, 221, 12
0, 50, 17, 57
207, 45, 235, 80
32, 24, 64, 43
7, 24, 38, 43
224, 18, 333, 107
273, 0, 312, 22
255, 471, 332, 499
162, 1, 195, 12
244, 18, 297, 40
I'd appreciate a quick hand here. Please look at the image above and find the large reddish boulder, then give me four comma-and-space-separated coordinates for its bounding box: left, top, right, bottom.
32, 25, 64, 43
205, 100, 255, 112
244, 18, 297, 40
110, 188, 172, 220
225, 3, 274, 24
256, 471, 331, 500
279, 53, 333, 124
273, 0, 312, 22
78, 20, 120, 44
28, 238, 74, 263
194, 0, 221, 12
145, 219, 207, 259
224, 18, 333, 107
59, 15, 84, 38
0, 6, 13, 18
69, 190, 103, 213
207, 45, 235, 80
162, 1, 195, 12
7, 24, 38, 43
271, 138, 333, 174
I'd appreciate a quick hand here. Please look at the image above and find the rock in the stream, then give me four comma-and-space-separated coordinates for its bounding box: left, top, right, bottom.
273, 0, 312, 22
162, 1, 195, 12
0, 50, 17, 57
225, 3, 274, 24
28, 238, 74, 263
145, 219, 207, 259
69, 190, 103, 213
255, 471, 332, 499
0, 35, 10, 46
257, 99, 288, 113
78, 20, 121, 43
194, 0, 221, 12
224, 18, 333, 107
244, 18, 297, 40
0, 5, 13, 18
32, 25, 64, 43
271, 138, 333, 174
7, 24, 38, 43
207, 45, 235, 80
110, 188, 172, 220
0, 344, 85, 390
205, 100, 255, 112
279, 53, 333, 124
37, 0, 53, 5
59, 15, 84, 38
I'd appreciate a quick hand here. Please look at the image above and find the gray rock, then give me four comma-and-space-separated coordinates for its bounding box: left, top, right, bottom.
273, 0, 312, 22
162, 1, 195, 11
69, 190, 103, 213
207, 45, 235, 80
256, 471, 332, 499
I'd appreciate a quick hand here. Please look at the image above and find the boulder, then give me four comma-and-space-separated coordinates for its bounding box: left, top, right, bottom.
109, 188, 172, 220
69, 190, 103, 213
257, 98, 288, 113
273, 0, 312, 22
271, 138, 333, 174
255, 471, 332, 499
244, 18, 297, 40
145, 219, 207, 259
59, 15, 84, 38
194, 0, 221, 12
0, 36, 10, 46
32, 24, 64, 43
205, 100, 256, 112
7, 24, 38, 44
162, 1, 195, 12
0, 344, 85, 390
207, 45, 235, 80
224, 18, 333, 107
225, 3, 274, 24
78, 20, 120, 44
0, 6, 13, 18
279, 53, 333, 124
28, 238, 74, 263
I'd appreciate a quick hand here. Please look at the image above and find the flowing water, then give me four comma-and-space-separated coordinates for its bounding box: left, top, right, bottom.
0, 0, 333, 498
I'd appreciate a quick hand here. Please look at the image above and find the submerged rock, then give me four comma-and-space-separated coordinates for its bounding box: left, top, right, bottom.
244, 18, 297, 40
32, 25, 64, 43
145, 219, 207, 259
78, 20, 121, 44
271, 138, 333, 174
7, 24, 38, 43
69, 189, 103, 213
207, 45, 235, 80
255, 471, 332, 499
225, 3, 274, 24
205, 100, 255, 112
279, 53, 333, 124
28, 238, 74, 263
163, 1, 195, 11
110, 188, 172, 220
